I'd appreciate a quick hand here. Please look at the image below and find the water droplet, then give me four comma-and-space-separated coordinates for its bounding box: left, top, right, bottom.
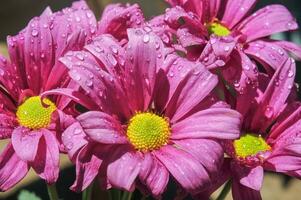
76, 53, 84, 61
85, 79, 93, 87
31, 29, 39, 37
224, 46, 230, 52
110, 46, 118, 54
74, 128, 82, 135
107, 53, 117, 66
288, 70, 294, 78
264, 106, 274, 118
143, 34, 150, 43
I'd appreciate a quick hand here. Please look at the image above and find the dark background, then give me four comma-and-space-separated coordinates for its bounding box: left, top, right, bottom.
0, 0, 300, 199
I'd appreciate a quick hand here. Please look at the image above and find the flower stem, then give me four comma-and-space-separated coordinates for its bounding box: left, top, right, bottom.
121, 191, 133, 200
47, 183, 59, 200
82, 182, 94, 200
216, 180, 232, 200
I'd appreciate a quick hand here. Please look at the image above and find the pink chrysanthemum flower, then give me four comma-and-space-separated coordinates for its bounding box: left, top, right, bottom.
46, 28, 241, 197
203, 57, 300, 200
0, 1, 98, 190
164, 0, 301, 93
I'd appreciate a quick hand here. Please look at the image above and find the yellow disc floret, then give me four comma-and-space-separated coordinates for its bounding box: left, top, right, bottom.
207, 22, 230, 36
127, 112, 170, 151
233, 133, 271, 158
16, 96, 56, 130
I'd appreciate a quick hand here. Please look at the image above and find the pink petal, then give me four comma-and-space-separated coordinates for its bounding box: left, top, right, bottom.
41, 88, 98, 111
200, 35, 236, 69
22, 14, 54, 94
70, 145, 102, 192
232, 179, 262, 200
139, 153, 169, 196
265, 155, 301, 172
244, 40, 288, 71
107, 147, 141, 191
270, 40, 301, 60
62, 121, 88, 161
200, 0, 221, 23
77, 111, 127, 144
11, 127, 43, 162
0, 114, 18, 139
222, 49, 258, 93
268, 102, 301, 140
0, 143, 29, 191
0, 54, 22, 100
158, 57, 218, 122
171, 107, 241, 140
153, 145, 210, 194
84, 35, 126, 77
176, 28, 205, 47
60, 50, 130, 119
222, 0, 257, 29
172, 139, 223, 175
237, 5, 298, 42
32, 129, 60, 184
98, 3, 144, 40
233, 164, 264, 190
164, 6, 206, 34
124, 28, 164, 112
250, 58, 296, 132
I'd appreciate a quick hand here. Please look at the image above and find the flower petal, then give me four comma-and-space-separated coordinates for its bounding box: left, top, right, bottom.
171, 107, 241, 140
32, 129, 60, 184
233, 164, 264, 190
199, 35, 236, 69
11, 127, 43, 162
172, 139, 223, 175
77, 111, 127, 144
237, 5, 298, 42
232, 179, 262, 200
97, 3, 144, 40
0, 114, 18, 139
0, 143, 29, 191
62, 121, 88, 161
154, 145, 210, 193
70, 145, 102, 192
222, 0, 257, 29
139, 153, 169, 197
157, 57, 218, 122
244, 40, 288, 71
107, 147, 141, 191
60, 49, 130, 119
269, 40, 301, 60
123, 28, 164, 111
250, 58, 296, 132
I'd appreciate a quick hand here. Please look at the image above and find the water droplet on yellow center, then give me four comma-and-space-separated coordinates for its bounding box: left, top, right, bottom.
207, 22, 230, 36
127, 112, 170, 151
233, 133, 271, 158
16, 96, 56, 130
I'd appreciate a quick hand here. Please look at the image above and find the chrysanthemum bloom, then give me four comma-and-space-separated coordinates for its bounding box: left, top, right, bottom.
216, 57, 301, 200
0, 1, 98, 190
47, 28, 241, 197
164, 0, 301, 93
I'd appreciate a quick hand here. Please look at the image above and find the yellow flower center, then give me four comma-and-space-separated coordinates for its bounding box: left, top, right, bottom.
233, 133, 271, 158
16, 96, 56, 130
127, 112, 170, 151
207, 22, 230, 36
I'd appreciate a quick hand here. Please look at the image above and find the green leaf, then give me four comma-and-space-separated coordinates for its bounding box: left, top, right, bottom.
18, 190, 42, 200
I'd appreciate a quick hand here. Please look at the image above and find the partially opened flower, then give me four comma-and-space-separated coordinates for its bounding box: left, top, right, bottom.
47, 28, 241, 197
164, 0, 301, 93
0, 1, 98, 190
221, 58, 301, 200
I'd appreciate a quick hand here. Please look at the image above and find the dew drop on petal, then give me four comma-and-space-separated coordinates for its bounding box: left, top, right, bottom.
31, 29, 39, 37
143, 34, 150, 43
